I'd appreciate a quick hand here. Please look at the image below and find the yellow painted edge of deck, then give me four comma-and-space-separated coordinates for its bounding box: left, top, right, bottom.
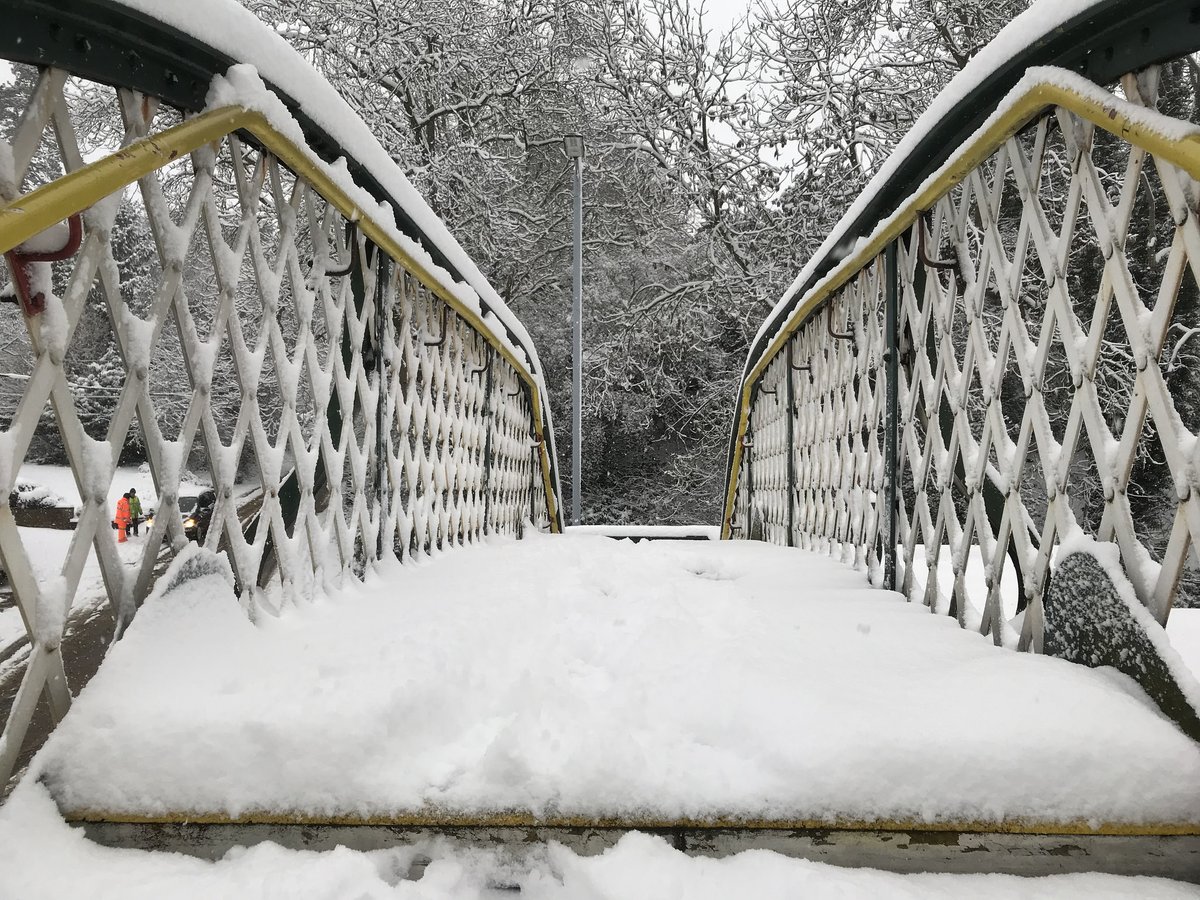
59, 807, 1200, 837
0, 106, 560, 532
720, 78, 1200, 539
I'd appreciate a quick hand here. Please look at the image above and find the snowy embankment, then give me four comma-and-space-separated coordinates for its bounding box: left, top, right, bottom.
27, 535, 1200, 827
0, 465, 169, 658
902, 546, 1200, 677
0, 787, 1197, 900
1170, 609, 1200, 683
0, 465, 244, 662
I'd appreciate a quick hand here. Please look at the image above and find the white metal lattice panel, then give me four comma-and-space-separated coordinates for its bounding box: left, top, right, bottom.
0, 66, 557, 786
733, 63, 1200, 653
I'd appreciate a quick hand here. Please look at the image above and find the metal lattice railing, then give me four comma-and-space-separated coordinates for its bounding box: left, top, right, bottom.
726, 38, 1200, 657
0, 23, 559, 784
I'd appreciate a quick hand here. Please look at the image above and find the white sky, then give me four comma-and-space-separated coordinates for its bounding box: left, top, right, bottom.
698, 0, 756, 32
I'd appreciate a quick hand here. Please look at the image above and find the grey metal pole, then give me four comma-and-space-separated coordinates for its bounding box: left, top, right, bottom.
785, 355, 795, 548
571, 153, 583, 526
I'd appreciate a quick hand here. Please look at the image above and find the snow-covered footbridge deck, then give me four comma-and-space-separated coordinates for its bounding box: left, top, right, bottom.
9, 0, 1200, 889
31, 535, 1200, 844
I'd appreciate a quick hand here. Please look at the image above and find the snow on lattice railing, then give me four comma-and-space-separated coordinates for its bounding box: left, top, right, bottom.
746, 65, 1200, 376
0, 8, 560, 788
731, 29, 1200, 713
199, 65, 551, 403
745, 0, 1180, 370
108, 0, 551, 393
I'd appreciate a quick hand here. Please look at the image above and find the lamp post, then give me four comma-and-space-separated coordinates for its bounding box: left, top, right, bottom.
563, 133, 584, 526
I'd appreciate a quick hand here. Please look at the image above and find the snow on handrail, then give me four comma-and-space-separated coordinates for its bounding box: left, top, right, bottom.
743, 0, 1200, 374
0, 0, 562, 508
0, 0, 535, 363
723, 66, 1200, 541
725, 0, 1200, 537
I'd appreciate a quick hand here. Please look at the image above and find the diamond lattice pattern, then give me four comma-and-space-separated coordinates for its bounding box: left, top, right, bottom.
736, 65, 1200, 651
0, 67, 553, 784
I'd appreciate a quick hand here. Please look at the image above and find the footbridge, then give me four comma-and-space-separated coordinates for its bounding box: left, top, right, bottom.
1, 0, 1200, 887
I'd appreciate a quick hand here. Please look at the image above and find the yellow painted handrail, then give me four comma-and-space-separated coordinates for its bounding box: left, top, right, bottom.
0, 106, 560, 532
721, 74, 1200, 539
61, 805, 1200, 836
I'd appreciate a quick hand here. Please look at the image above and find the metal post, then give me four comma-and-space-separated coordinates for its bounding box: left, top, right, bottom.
884, 241, 899, 590
744, 409, 755, 538
785, 359, 795, 548
567, 140, 584, 526
376, 255, 389, 562
481, 356, 495, 535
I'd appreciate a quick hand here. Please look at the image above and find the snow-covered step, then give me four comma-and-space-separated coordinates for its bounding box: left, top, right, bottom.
22, 536, 1200, 873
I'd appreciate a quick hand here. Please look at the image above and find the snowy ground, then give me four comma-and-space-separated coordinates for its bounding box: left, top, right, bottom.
0, 464, 255, 666
565, 524, 720, 539
28, 534, 1200, 826
14, 461, 229, 522
1169, 608, 1200, 681
0, 527, 137, 666
0, 782, 1197, 900
903, 543, 1200, 679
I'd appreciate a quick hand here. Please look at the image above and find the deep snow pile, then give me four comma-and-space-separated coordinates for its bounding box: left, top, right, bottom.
28, 535, 1200, 826
15, 462, 224, 516
565, 524, 719, 539
1, 783, 1198, 900
9, 480, 65, 509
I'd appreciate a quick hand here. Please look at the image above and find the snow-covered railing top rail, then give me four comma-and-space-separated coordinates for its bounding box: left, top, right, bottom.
724, 3, 1200, 742
0, 0, 563, 525
725, 0, 1200, 517
0, 2, 560, 789
0, 0, 547, 365
737, 0, 1200, 385
0, 0, 562, 532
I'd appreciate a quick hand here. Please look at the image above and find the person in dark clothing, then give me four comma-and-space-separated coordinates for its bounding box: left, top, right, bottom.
128, 488, 142, 536
187, 489, 217, 543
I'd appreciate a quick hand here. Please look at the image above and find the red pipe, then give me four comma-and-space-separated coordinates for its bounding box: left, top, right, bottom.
5, 213, 83, 316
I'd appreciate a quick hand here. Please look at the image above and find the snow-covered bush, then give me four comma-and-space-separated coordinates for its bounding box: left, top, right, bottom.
10, 480, 66, 509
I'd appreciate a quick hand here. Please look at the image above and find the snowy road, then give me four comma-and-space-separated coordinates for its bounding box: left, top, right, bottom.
26, 534, 1200, 829
0, 466, 266, 789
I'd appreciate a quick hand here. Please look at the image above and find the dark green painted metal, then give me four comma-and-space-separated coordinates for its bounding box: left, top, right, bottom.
785, 354, 795, 548
900, 238, 1027, 619
743, 408, 754, 539
884, 242, 899, 591
375, 256, 391, 562
250, 236, 371, 583
75, 819, 1200, 881
481, 356, 496, 534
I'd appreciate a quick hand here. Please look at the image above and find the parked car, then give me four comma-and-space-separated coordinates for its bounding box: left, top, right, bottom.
183, 490, 216, 543
147, 490, 216, 542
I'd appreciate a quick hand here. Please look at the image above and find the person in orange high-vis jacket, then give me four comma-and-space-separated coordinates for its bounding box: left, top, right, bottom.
115, 492, 131, 544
